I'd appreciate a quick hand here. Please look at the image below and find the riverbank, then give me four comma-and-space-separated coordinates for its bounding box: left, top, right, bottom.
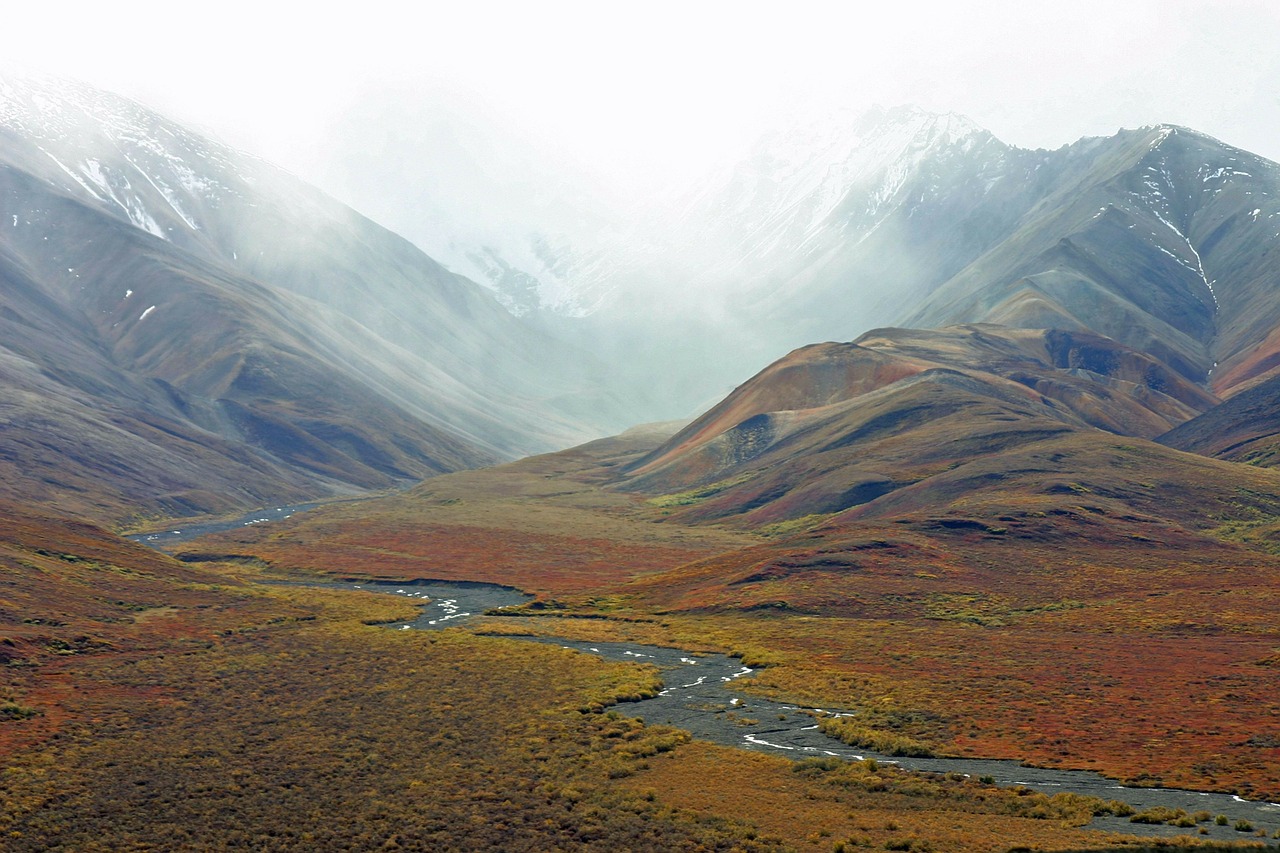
132, 503, 1280, 843
341, 579, 1280, 842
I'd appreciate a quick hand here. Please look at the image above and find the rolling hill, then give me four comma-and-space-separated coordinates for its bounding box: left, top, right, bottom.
621, 324, 1219, 525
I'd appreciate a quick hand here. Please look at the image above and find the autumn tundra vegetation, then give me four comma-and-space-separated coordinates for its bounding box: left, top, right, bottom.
6, 74, 1280, 852
2, 419, 1253, 850
1, 500, 1270, 852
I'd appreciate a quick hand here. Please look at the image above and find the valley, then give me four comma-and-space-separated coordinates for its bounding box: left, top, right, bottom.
246, 576, 1280, 841
165, 426, 1280, 809
6, 463, 1279, 848
5, 69, 1280, 851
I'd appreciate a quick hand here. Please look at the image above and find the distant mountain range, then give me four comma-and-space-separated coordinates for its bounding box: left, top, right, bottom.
413, 104, 1280, 418
6, 74, 1280, 531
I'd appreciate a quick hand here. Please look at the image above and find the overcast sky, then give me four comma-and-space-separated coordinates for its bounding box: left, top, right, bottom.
7, 0, 1280, 197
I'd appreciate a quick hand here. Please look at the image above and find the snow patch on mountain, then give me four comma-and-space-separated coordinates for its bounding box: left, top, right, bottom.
388, 103, 996, 321
671, 105, 986, 264
0, 72, 247, 242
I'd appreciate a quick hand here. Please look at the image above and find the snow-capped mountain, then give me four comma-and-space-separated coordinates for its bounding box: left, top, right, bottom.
386, 101, 1280, 421
0, 74, 257, 251
6, 72, 1280, 521
903, 123, 1280, 391
497, 105, 1039, 417
670, 105, 990, 275
0, 73, 642, 521
310, 88, 647, 319
396, 104, 1003, 323
648, 109, 1280, 396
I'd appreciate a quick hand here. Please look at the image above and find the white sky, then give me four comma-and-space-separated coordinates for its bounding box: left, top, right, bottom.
7, 0, 1280, 196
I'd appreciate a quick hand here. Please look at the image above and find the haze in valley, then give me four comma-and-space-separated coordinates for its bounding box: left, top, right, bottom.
7, 0, 1280, 423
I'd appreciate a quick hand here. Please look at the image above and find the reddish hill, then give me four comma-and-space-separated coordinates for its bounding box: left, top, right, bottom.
0, 501, 255, 754
623, 325, 1216, 525
0, 502, 226, 625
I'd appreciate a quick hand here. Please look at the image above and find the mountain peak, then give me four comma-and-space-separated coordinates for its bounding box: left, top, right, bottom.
857, 103, 986, 142
1125, 121, 1277, 166
746, 103, 989, 174
0, 72, 167, 148
672, 104, 998, 263
0, 72, 252, 244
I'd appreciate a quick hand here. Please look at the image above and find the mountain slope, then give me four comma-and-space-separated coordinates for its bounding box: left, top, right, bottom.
1159, 370, 1280, 465
901, 125, 1280, 387
0, 74, 639, 521
0, 165, 491, 519
672, 106, 1027, 331
621, 324, 1216, 525
296, 101, 1280, 432
681, 113, 1280, 396
435, 107, 1280, 421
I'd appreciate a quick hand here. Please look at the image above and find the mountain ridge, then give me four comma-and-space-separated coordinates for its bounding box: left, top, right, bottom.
0, 74, 646, 521
422, 106, 1280, 421
618, 324, 1220, 528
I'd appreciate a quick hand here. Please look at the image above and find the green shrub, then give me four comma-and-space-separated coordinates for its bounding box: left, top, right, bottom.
0, 701, 40, 721
1097, 799, 1135, 817
816, 717, 936, 758
1129, 806, 1183, 824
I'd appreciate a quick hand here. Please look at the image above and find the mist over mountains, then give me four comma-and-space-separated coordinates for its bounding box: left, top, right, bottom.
319, 96, 1280, 418
0, 75, 641, 519
5, 72, 1280, 525
11, 3, 1280, 845
12, 63, 1280, 846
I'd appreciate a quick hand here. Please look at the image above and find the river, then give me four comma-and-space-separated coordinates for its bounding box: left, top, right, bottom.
128, 502, 325, 548
134, 506, 1280, 841
361, 579, 1280, 841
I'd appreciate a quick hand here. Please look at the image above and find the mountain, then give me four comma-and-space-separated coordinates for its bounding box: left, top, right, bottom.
666, 106, 1008, 332
0, 74, 638, 522
596, 111, 1280, 619
313, 87, 624, 318
902, 125, 1280, 392
24, 92, 1280, 827
8, 78, 1280, 528
1158, 370, 1280, 464
385, 105, 1280, 422
620, 324, 1218, 525
663, 109, 1280, 397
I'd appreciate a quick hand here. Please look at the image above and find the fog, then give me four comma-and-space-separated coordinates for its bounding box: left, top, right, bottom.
10, 1, 1280, 189
6, 0, 1280, 418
